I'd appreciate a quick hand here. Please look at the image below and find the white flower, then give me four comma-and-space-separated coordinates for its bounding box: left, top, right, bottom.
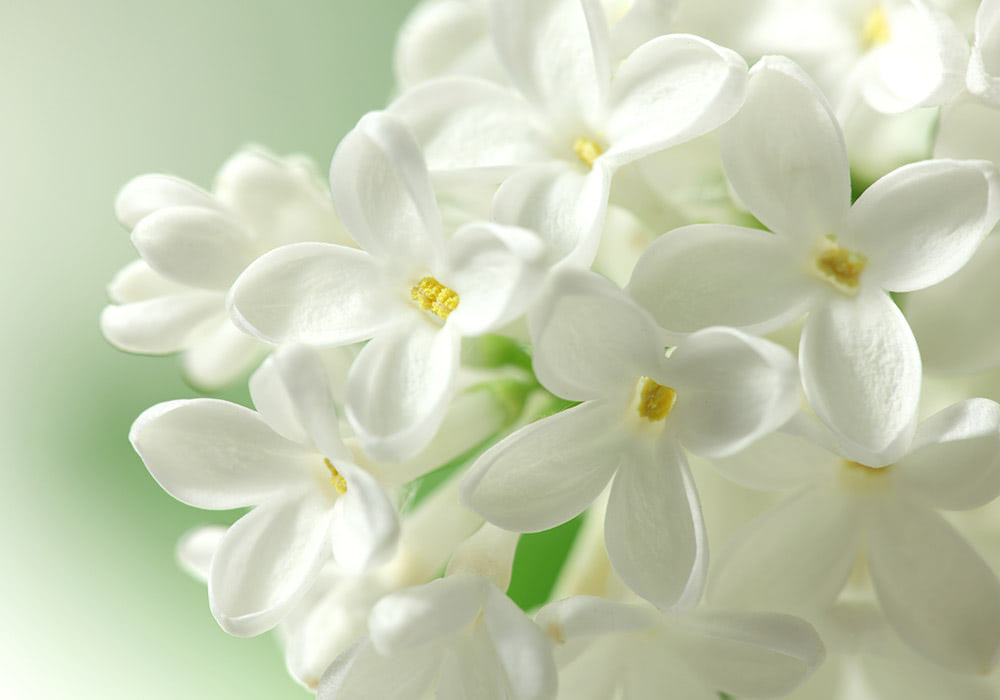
389, 0, 747, 268
100, 147, 349, 389
629, 56, 1000, 463
535, 595, 824, 700
130, 345, 399, 637
461, 270, 799, 608
708, 400, 1000, 673
967, 0, 1000, 105
228, 111, 547, 462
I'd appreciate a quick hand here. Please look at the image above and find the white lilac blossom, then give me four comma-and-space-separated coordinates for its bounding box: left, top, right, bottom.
708, 401, 1000, 673
100, 147, 350, 389
536, 595, 825, 700
461, 271, 799, 608
229, 111, 546, 462
629, 55, 1000, 464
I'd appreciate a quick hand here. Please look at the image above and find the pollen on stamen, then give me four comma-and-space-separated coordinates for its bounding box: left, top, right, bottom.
411, 276, 459, 321
637, 378, 677, 422
814, 242, 867, 292
572, 137, 603, 169
861, 6, 891, 50
324, 458, 348, 494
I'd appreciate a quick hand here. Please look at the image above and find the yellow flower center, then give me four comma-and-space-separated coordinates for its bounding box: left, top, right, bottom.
861, 6, 891, 50
411, 276, 459, 321
637, 378, 677, 422
324, 458, 348, 494
572, 137, 603, 169
813, 238, 867, 293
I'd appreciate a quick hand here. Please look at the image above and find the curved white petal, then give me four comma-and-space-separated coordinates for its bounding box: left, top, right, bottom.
627, 224, 819, 335
229, 242, 400, 346
935, 100, 1000, 165
531, 270, 667, 402
100, 291, 222, 354
906, 234, 1000, 374
345, 319, 460, 462
534, 596, 659, 643
317, 638, 440, 700
329, 111, 443, 265
896, 399, 1000, 510
482, 586, 558, 700
604, 440, 706, 609
443, 222, 547, 337
720, 56, 851, 243
106, 259, 189, 304
389, 77, 551, 181
666, 327, 800, 459
437, 624, 508, 700
492, 163, 611, 268
461, 401, 625, 532
850, 159, 1000, 293
622, 641, 719, 700
667, 609, 825, 699
329, 462, 400, 574
369, 574, 487, 654
799, 291, 921, 459
209, 493, 333, 636
604, 34, 747, 166
129, 399, 315, 509
182, 318, 266, 391
868, 498, 1000, 673
709, 429, 839, 492
248, 352, 311, 445
969, 0, 1000, 104
708, 487, 862, 612
176, 525, 226, 583
114, 173, 219, 230
489, 0, 611, 125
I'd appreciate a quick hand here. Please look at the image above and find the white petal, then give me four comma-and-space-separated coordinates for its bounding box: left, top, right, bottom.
317, 638, 440, 700
667, 609, 825, 698
666, 327, 800, 459
935, 100, 1000, 165
130, 205, 259, 289
709, 429, 839, 492
106, 259, 188, 304
489, 0, 610, 125
389, 77, 551, 182
446, 523, 519, 592
622, 642, 719, 700
531, 270, 668, 402
129, 399, 314, 509
482, 586, 558, 700
970, 0, 1000, 104
229, 242, 400, 346
368, 574, 487, 654
708, 487, 862, 612
534, 596, 659, 642
460, 401, 625, 532
604, 439, 706, 609
799, 291, 920, 459
209, 493, 333, 636
604, 34, 747, 166
248, 351, 311, 446
443, 222, 547, 337
213, 147, 347, 248
345, 320, 460, 462
181, 318, 266, 391
114, 173, 219, 230
720, 56, 851, 242
329, 462, 400, 573
850, 159, 1000, 293
100, 291, 222, 354
906, 234, 1000, 374
329, 111, 443, 265
491, 163, 611, 268
627, 224, 819, 335
868, 498, 1000, 673
437, 625, 508, 700
896, 399, 1000, 510
175, 525, 226, 583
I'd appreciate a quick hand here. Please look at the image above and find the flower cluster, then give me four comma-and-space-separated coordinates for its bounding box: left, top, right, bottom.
103, 0, 1000, 697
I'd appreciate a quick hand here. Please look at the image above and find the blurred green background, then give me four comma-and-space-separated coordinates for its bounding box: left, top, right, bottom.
0, 1, 419, 697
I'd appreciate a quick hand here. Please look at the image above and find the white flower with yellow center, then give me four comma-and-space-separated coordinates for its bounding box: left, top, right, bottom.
100, 147, 350, 389
130, 345, 400, 637
535, 595, 825, 700
228, 111, 547, 462
461, 270, 800, 609
389, 0, 748, 269
707, 400, 1000, 674
629, 56, 1000, 464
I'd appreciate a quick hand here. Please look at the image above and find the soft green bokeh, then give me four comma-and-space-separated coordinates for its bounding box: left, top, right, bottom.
0, 2, 417, 697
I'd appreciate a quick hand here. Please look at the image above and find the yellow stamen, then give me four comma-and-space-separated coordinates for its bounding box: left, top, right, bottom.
572, 137, 603, 169
814, 240, 867, 292
637, 378, 677, 422
324, 458, 348, 494
410, 276, 459, 321
861, 6, 891, 50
